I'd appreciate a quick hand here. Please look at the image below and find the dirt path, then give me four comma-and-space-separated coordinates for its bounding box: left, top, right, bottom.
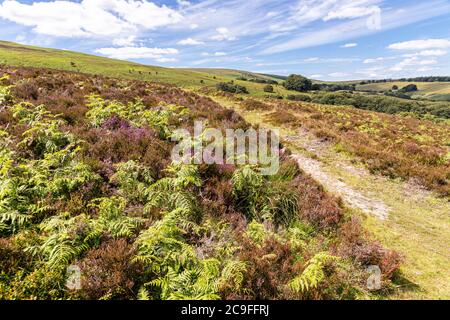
291, 153, 390, 220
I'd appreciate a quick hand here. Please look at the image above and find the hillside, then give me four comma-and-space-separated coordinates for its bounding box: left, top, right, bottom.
0, 65, 405, 300
1, 42, 449, 300
211, 95, 450, 299
357, 81, 450, 101
0, 40, 289, 96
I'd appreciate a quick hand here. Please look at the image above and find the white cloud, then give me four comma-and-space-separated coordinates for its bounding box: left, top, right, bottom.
304, 57, 320, 62
364, 57, 384, 64
94, 46, 178, 60
0, 0, 183, 37
262, 1, 450, 54
417, 66, 439, 72
113, 36, 137, 47
214, 52, 227, 56
177, 38, 204, 45
416, 49, 448, 56
324, 5, 380, 21
177, 0, 191, 7
156, 57, 178, 63
403, 49, 448, 57
363, 56, 397, 63
328, 72, 349, 77
341, 43, 358, 48
211, 27, 236, 41
388, 39, 450, 50
390, 56, 437, 72
310, 74, 323, 78
190, 23, 199, 29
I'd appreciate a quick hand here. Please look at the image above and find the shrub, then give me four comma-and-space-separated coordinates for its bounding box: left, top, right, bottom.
216, 82, 249, 94
339, 217, 401, 280
221, 235, 299, 299
400, 84, 418, 93
241, 99, 272, 111
287, 94, 312, 102
263, 85, 274, 93
293, 174, 343, 229
77, 239, 143, 300
283, 74, 312, 92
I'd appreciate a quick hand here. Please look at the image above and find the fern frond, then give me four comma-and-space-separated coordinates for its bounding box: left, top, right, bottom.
289, 252, 339, 294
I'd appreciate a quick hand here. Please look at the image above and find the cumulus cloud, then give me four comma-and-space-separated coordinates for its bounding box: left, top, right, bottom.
94, 46, 178, 60
112, 36, 137, 47
0, 0, 183, 37
341, 43, 358, 48
177, 38, 204, 45
211, 27, 236, 41
388, 39, 450, 50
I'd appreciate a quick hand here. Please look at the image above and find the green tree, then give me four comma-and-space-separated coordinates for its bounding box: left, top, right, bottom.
283, 74, 312, 92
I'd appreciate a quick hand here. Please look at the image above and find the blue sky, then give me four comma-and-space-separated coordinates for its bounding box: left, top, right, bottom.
1, 0, 450, 80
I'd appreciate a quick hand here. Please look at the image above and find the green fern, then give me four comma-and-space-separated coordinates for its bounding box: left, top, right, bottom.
289, 252, 339, 294
232, 165, 298, 224
85, 95, 189, 139
89, 196, 144, 239
145, 163, 202, 219
0, 79, 12, 105
111, 160, 154, 203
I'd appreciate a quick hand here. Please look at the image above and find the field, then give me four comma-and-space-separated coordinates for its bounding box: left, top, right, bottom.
357, 81, 450, 101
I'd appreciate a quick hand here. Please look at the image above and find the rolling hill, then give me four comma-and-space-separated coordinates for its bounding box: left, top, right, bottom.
357, 81, 450, 101
0, 40, 290, 96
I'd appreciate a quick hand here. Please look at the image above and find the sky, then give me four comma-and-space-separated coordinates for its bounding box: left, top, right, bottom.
1, 0, 450, 80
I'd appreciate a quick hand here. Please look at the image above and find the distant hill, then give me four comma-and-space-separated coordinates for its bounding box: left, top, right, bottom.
357, 81, 450, 101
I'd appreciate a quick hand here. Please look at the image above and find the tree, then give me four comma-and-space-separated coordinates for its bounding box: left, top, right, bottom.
400, 84, 418, 93
263, 85, 274, 93
283, 74, 312, 92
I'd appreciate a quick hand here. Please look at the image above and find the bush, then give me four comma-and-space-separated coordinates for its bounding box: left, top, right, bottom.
77, 239, 144, 299
263, 85, 274, 93
216, 82, 249, 94
283, 74, 312, 92
287, 94, 312, 102
241, 99, 272, 111
400, 84, 418, 93
309, 91, 450, 119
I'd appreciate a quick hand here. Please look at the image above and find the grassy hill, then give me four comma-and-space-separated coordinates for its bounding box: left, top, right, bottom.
0, 40, 291, 97
357, 81, 450, 101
